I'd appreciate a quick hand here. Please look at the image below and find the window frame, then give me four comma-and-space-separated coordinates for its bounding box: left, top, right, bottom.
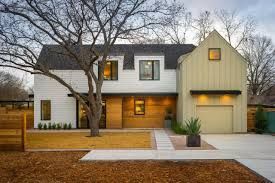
139, 60, 160, 80
134, 99, 145, 115
40, 100, 51, 120
100, 60, 118, 81
208, 48, 221, 61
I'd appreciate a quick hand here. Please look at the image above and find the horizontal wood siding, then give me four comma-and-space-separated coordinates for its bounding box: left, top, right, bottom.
123, 96, 176, 128
106, 96, 122, 129
0, 114, 26, 151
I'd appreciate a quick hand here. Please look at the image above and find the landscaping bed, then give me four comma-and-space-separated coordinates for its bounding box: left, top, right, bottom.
0, 152, 266, 183
27, 132, 151, 149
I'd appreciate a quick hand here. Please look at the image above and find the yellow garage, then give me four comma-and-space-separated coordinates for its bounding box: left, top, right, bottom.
196, 106, 233, 133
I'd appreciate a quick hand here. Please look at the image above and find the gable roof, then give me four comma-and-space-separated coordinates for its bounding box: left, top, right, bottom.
37, 44, 195, 70
178, 30, 247, 64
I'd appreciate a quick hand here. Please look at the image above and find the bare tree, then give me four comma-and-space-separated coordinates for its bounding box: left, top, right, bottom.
0, 71, 28, 100
215, 9, 256, 49
130, 0, 190, 44
0, 0, 181, 136
242, 35, 275, 95
192, 11, 213, 44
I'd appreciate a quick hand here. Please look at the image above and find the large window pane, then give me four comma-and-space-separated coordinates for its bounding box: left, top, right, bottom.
139, 60, 159, 80
41, 100, 51, 120
154, 61, 160, 80
103, 61, 118, 80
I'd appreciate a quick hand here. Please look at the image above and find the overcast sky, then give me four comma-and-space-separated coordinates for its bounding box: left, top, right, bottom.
183, 0, 275, 43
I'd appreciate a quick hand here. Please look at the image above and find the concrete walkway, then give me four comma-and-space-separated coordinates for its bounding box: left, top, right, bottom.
80, 133, 275, 182
154, 130, 174, 150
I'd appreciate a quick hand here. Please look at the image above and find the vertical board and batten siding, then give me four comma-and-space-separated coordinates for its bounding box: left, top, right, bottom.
177, 30, 247, 133
34, 55, 176, 127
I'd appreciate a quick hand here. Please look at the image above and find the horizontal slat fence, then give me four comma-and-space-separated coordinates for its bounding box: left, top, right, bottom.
0, 108, 33, 129
247, 106, 275, 132
0, 113, 26, 151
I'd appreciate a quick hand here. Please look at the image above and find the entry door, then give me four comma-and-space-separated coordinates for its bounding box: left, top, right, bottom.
78, 101, 106, 129
196, 106, 233, 133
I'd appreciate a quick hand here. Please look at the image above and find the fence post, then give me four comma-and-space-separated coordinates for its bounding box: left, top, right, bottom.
21, 113, 27, 151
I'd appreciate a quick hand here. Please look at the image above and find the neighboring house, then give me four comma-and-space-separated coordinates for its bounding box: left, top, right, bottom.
34, 30, 247, 133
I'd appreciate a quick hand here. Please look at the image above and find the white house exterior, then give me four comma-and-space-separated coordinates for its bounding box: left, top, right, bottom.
34, 30, 247, 133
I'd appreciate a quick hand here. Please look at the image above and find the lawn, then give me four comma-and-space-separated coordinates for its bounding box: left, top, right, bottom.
26, 132, 151, 149
0, 152, 265, 183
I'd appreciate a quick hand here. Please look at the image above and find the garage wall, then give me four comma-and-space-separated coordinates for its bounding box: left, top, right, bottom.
177, 30, 247, 133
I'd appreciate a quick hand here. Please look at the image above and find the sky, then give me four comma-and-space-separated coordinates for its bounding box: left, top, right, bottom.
3, 0, 275, 89
183, 0, 275, 43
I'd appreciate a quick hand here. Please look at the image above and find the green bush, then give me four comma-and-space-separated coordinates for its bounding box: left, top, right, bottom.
38, 123, 43, 130
48, 122, 52, 129
43, 123, 47, 130
57, 123, 62, 130
63, 123, 68, 130
68, 123, 72, 129
171, 120, 187, 134
185, 117, 201, 136
255, 106, 268, 134
52, 123, 56, 129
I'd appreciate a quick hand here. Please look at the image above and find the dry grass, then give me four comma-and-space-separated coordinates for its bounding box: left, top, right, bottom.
0, 152, 266, 183
26, 132, 151, 149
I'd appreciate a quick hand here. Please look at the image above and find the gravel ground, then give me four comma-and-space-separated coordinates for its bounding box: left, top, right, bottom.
0, 152, 266, 183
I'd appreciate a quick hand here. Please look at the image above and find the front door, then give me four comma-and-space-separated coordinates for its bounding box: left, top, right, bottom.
78, 100, 106, 129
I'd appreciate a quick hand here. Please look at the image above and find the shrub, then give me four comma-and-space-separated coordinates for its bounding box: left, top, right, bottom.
43, 123, 47, 130
57, 123, 62, 130
38, 123, 43, 130
63, 123, 68, 130
52, 123, 56, 129
185, 117, 201, 136
68, 123, 72, 129
48, 122, 52, 129
171, 120, 187, 134
255, 106, 268, 134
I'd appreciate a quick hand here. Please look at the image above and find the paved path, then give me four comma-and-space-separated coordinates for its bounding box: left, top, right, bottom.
81, 133, 275, 182
154, 130, 174, 150
202, 134, 275, 182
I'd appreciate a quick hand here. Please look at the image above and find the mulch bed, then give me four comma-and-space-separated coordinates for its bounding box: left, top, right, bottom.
0, 152, 266, 183
166, 130, 216, 150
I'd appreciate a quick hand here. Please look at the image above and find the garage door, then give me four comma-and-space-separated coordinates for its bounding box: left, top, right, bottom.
196, 106, 233, 133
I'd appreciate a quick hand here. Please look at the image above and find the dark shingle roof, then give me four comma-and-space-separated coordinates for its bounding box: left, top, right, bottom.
37, 44, 195, 70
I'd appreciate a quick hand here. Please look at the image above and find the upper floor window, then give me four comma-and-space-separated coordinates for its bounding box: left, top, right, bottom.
41, 100, 51, 120
139, 60, 160, 80
103, 61, 118, 80
208, 48, 221, 60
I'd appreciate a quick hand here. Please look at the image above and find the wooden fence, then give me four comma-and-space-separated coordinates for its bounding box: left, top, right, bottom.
0, 107, 33, 129
247, 105, 275, 132
0, 113, 26, 151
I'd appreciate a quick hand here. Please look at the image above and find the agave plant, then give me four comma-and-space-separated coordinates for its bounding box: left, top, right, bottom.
185, 117, 201, 136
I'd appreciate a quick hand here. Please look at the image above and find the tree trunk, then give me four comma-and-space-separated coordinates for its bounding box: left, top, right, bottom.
86, 105, 102, 137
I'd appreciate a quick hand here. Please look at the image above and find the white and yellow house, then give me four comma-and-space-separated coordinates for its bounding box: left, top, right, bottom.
34, 30, 247, 133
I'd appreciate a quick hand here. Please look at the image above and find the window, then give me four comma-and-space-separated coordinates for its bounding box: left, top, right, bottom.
135, 99, 145, 115
139, 60, 160, 80
41, 100, 51, 120
103, 61, 118, 80
208, 48, 221, 60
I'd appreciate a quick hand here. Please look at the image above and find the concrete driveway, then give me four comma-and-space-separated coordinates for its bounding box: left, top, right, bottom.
202, 134, 275, 182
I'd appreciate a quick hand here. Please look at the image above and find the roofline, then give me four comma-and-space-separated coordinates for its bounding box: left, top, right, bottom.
178, 29, 247, 65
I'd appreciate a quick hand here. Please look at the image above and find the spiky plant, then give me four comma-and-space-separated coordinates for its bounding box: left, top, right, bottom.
185, 117, 201, 135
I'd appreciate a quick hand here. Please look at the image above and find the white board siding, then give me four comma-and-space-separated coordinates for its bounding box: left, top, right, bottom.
34, 55, 176, 128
